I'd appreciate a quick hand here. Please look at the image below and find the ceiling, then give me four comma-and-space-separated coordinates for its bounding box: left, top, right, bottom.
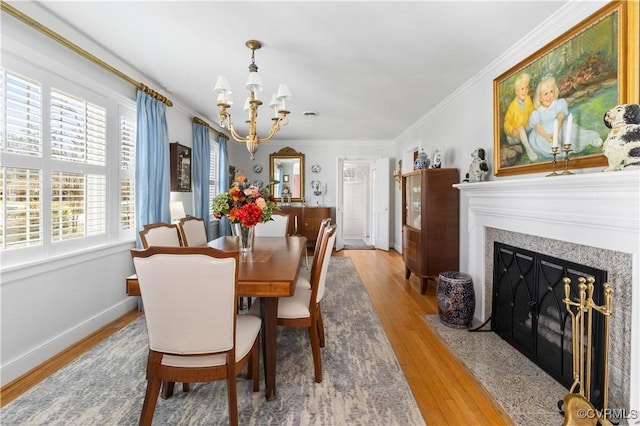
27, 1, 567, 143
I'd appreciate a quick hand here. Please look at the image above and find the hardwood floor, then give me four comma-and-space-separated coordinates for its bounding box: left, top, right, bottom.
1, 249, 514, 425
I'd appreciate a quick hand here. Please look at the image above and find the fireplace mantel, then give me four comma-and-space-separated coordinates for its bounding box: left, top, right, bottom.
455, 169, 640, 413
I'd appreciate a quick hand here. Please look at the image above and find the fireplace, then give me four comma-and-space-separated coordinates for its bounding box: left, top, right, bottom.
454, 170, 639, 414
492, 242, 607, 408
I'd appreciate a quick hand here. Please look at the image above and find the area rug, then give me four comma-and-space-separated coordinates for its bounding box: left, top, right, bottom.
343, 239, 375, 250
1, 258, 425, 426
423, 315, 568, 426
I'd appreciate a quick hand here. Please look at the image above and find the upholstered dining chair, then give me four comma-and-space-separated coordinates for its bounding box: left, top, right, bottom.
139, 222, 182, 248
298, 217, 332, 284
177, 216, 208, 247
254, 212, 289, 237
250, 224, 337, 383
130, 246, 261, 426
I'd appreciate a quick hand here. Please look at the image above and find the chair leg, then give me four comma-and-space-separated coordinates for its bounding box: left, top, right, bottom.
182, 383, 190, 393
161, 381, 175, 399
250, 337, 259, 392
317, 307, 326, 348
308, 321, 323, 383
227, 365, 238, 426
140, 353, 162, 426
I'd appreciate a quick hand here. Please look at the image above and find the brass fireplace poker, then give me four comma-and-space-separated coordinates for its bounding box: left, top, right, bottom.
562, 277, 613, 426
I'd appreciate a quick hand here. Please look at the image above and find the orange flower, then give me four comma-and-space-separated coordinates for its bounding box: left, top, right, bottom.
229, 186, 245, 201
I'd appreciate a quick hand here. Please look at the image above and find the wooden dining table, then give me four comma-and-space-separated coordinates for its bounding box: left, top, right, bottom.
126, 235, 307, 401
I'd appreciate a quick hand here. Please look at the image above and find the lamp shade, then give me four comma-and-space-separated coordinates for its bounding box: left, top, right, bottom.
245, 71, 263, 93
276, 84, 292, 101
214, 76, 232, 94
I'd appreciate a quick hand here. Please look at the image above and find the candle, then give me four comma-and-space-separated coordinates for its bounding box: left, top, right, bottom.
552, 118, 559, 148
564, 113, 573, 145
294, 215, 298, 230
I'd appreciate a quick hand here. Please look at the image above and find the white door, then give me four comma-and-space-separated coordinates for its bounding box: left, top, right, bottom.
373, 158, 390, 250
335, 157, 345, 251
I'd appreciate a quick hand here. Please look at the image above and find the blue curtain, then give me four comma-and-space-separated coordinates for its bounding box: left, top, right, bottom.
218, 135, 231, 236
135, 91, 170, 246
192, 122, 211, 236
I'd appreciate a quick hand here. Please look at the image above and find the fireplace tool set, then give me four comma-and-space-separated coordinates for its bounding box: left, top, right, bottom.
561, 276, 613, 426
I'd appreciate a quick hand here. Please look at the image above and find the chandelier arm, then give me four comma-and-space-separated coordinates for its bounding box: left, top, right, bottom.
226, 121, 247, 143
256, 118, 285, 144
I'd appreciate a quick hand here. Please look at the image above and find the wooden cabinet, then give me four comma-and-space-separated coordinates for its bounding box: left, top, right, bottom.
402, 168, 459, 294
279, 206, 332, 246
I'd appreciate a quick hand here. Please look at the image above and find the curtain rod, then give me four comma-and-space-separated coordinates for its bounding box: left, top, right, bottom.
193, 117, 228, 140
1, 1, 173, 107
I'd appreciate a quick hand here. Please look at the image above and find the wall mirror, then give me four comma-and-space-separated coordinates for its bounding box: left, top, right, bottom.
269, 147, 304, 202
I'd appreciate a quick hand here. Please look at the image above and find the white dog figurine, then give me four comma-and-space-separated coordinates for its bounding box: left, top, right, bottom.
464, 148, 489, 183
602, 104, 640, 171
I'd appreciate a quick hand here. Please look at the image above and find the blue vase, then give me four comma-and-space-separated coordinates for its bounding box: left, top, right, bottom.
414, 149, 430, 170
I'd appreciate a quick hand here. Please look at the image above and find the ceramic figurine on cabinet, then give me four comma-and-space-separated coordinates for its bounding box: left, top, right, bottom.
463, 148, 489, 183
430, 149, 442, 168
602, 104, 640, 171
414, 149, 430, 170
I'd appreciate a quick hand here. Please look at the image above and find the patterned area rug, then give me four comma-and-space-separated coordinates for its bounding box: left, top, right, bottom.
2, 258, 425, 426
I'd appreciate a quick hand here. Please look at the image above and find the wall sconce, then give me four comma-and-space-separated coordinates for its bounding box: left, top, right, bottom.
393, 160, 403, 189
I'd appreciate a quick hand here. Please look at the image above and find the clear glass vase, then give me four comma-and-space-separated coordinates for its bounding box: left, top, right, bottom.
231, 223, 255, 253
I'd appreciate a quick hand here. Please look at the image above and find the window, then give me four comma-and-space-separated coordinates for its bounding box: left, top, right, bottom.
0, 64, 136, 262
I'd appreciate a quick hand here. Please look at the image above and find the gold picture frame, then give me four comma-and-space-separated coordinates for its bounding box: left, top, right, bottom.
493, 1, 638, 176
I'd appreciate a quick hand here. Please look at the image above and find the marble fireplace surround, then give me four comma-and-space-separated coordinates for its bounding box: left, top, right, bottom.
455, 169, 639, 413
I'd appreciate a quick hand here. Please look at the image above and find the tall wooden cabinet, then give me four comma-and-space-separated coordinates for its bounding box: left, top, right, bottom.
402, 168, 459, 294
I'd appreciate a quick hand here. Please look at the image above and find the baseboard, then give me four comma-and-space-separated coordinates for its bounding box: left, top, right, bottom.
1, 298, 138, 387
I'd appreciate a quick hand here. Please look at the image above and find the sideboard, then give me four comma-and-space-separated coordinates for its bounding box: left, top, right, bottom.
279, 206, 332, 246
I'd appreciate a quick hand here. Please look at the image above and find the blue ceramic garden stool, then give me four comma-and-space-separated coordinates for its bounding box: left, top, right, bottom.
437, 271, 475, 328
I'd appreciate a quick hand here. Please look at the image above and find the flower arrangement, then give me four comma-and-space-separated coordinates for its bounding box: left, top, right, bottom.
212, 175, 278, 227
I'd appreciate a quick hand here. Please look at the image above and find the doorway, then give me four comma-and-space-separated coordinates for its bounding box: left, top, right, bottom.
342, 161, 371, 246
337, 158, 389, 251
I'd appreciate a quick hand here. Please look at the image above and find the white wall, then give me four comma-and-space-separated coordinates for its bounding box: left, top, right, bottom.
228, 139, 394, 213
392, 0, 610, 259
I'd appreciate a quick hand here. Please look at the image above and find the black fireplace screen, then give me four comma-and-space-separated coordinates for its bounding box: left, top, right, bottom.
491, 242, 607, 408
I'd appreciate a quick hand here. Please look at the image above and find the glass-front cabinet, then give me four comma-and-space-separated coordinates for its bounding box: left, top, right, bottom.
401, 168, 460, 294
404, 172, 422, 230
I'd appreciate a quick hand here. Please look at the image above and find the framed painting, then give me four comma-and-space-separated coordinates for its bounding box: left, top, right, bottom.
493, 1, 638, 176
170, 142, 191, 192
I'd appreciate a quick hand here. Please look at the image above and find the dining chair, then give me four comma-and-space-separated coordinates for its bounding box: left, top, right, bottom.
131, 246, 261, 426
254, 212, 289, 237
250, 224, 337, 383
139, 222, 182, 248
298, 217, 331, 284
177, 216, 208, 247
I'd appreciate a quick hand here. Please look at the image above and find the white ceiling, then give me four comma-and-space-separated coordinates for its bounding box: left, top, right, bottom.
27, 1, 567, 143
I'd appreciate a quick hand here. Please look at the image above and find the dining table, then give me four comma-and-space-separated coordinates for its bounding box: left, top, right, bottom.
126, 235, 307, 401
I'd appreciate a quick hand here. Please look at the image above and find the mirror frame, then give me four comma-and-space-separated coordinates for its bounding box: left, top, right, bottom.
269, 146, 305, 203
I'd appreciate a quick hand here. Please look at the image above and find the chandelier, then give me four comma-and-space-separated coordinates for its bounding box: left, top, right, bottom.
214, 40, 292, 160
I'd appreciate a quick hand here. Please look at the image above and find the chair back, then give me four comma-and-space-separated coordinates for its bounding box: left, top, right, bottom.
308, 218, 331, 275
311, 224, 337, 305
131, 246, 239, 355
254, 213, 289, 237
139, 222, 181, 248
178, 216, 208, 247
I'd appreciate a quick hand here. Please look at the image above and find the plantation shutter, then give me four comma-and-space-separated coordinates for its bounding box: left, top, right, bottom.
1, 69, 44, 249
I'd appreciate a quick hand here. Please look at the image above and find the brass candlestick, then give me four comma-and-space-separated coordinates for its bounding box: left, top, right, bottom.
562, 143, 575, 175
547, 146, 560, 177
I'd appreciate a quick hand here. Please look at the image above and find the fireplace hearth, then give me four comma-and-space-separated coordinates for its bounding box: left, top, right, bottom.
492, 242, 608, 408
